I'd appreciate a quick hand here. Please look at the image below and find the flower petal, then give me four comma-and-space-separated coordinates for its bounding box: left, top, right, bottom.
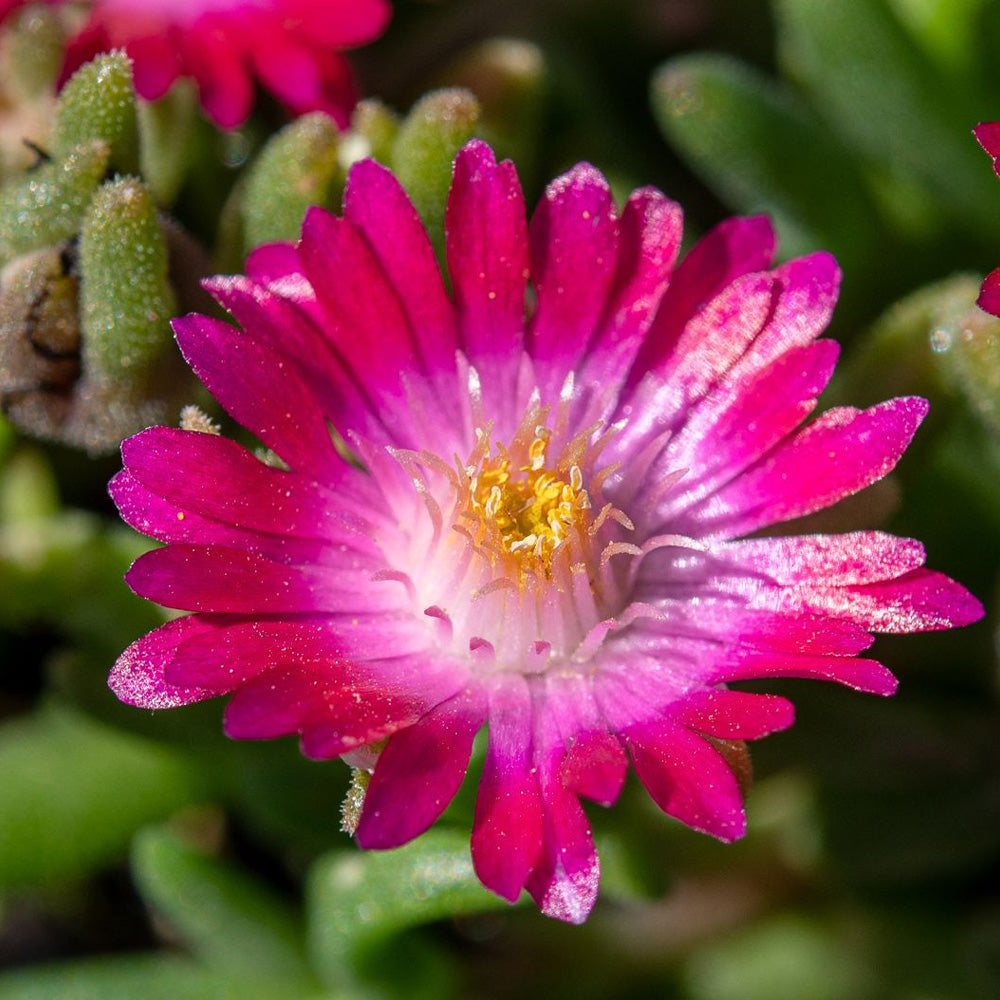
471, 676, 544, 902
344, 158, 459, 379
297, 207, 423, 437
790, 568, 985, 633
527, 164, 619, 398
694, 397, 929, 537
579, 187, 683, 388
355, 687, 487, 849
714, 649, 898, 696
172, 314, 344, 482
445, 140, 529, 410
722, 531, 926, 586
626, 720, 746, 841
627, 214, 776, 383
125, 545, 400, 614
122, 427, 378, 548
559, 729, 627, 806
669, 689, 795, 740
109, 615, 224, 708
978, 267, 1000, 317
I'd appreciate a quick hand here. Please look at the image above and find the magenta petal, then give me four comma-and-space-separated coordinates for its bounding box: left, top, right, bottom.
978, 267, 1000, 318
110, 468, 335, 565
732, 609, 875, 656
355, 687, 487, 849
975, 121, 1000, 155
164, 615, 431, 689
126, 33, 181, 100
109, 616, 223, 708
244, 243, 301, 283
974, 121, 1000, 170
796, 569, 985, 633
250, 33, 319, 107
204, 275, 396, 449
559, 730, 627, 805
700, 396, 929, 537
187, 30, 254, 129
729, 252, 841, 382
670, 689, 795, 740
344, 158, 459, 377
286, 0, 392, 45
663, 339, 839, 505
122, 427, 375, 548
627, 720, 746, 841
580, 188, 683, 386
525, 781, 600, 924
172, 314, 343, 481
445, 141, 529, 390
298, 208, 421, 419
724, 531, 925, 586
125, 545, 400, 615
471, 677, 544, 902
715, 649, 898, 696
649, 271, 777, 410
526, 163, 619, 396
628, 214, 775, 381
223, 665, 425, 755
223, 667, 327, 740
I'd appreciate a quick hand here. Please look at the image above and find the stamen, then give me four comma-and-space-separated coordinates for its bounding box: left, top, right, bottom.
371, 568, 418, 603
462, 425, 594, 578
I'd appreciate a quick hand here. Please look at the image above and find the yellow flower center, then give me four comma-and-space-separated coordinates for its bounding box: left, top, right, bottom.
464, 429, 591, 575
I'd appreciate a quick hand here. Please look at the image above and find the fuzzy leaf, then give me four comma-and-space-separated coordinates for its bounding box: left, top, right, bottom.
0, 955, 299, 1000
391, 89, 480, 260
307, 828, 510, 999
651, 53, 875, 268
243, 112, 343, 250
131, 826, 317, 992
138, 82, 198, 206
78, 176, 176, 385
0, 705, 205, 889
52, 52, 140, 176
0, 141, 108, 264
774, 0, 1000, 238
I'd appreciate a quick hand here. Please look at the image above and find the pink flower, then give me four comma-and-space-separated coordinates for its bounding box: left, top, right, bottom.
109, 140, 982, 922
975, 122, 1000, 316
0, 0, 390, 128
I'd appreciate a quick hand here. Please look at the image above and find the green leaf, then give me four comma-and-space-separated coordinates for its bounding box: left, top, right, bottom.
438, 39, 547, 177
0, 954, 298, 1000
307, 828, 511, 999
1, 4, 63, 100
831, 273, 982, 408
888, 0, 990, 76
650, 54, 877, 270
243, 112, 342, 250
131, 826, 317, 993
391, 89, 480, 262
0, 705, 205, 889
349, 100, 400, 168
0, 141, 109, 265
774, 0, 1000, 239
78, 176, 176, 385
51, 52, 140, 176
682, 913, 874, 1000
138, 82, 198, 206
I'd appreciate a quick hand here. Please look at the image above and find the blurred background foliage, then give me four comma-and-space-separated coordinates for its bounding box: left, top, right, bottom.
1, 0, 999, 997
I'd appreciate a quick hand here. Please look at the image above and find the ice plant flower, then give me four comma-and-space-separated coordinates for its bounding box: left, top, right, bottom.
109, 140, 983, 922
0, 0, 390, 128
975, 122, 1000, 316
